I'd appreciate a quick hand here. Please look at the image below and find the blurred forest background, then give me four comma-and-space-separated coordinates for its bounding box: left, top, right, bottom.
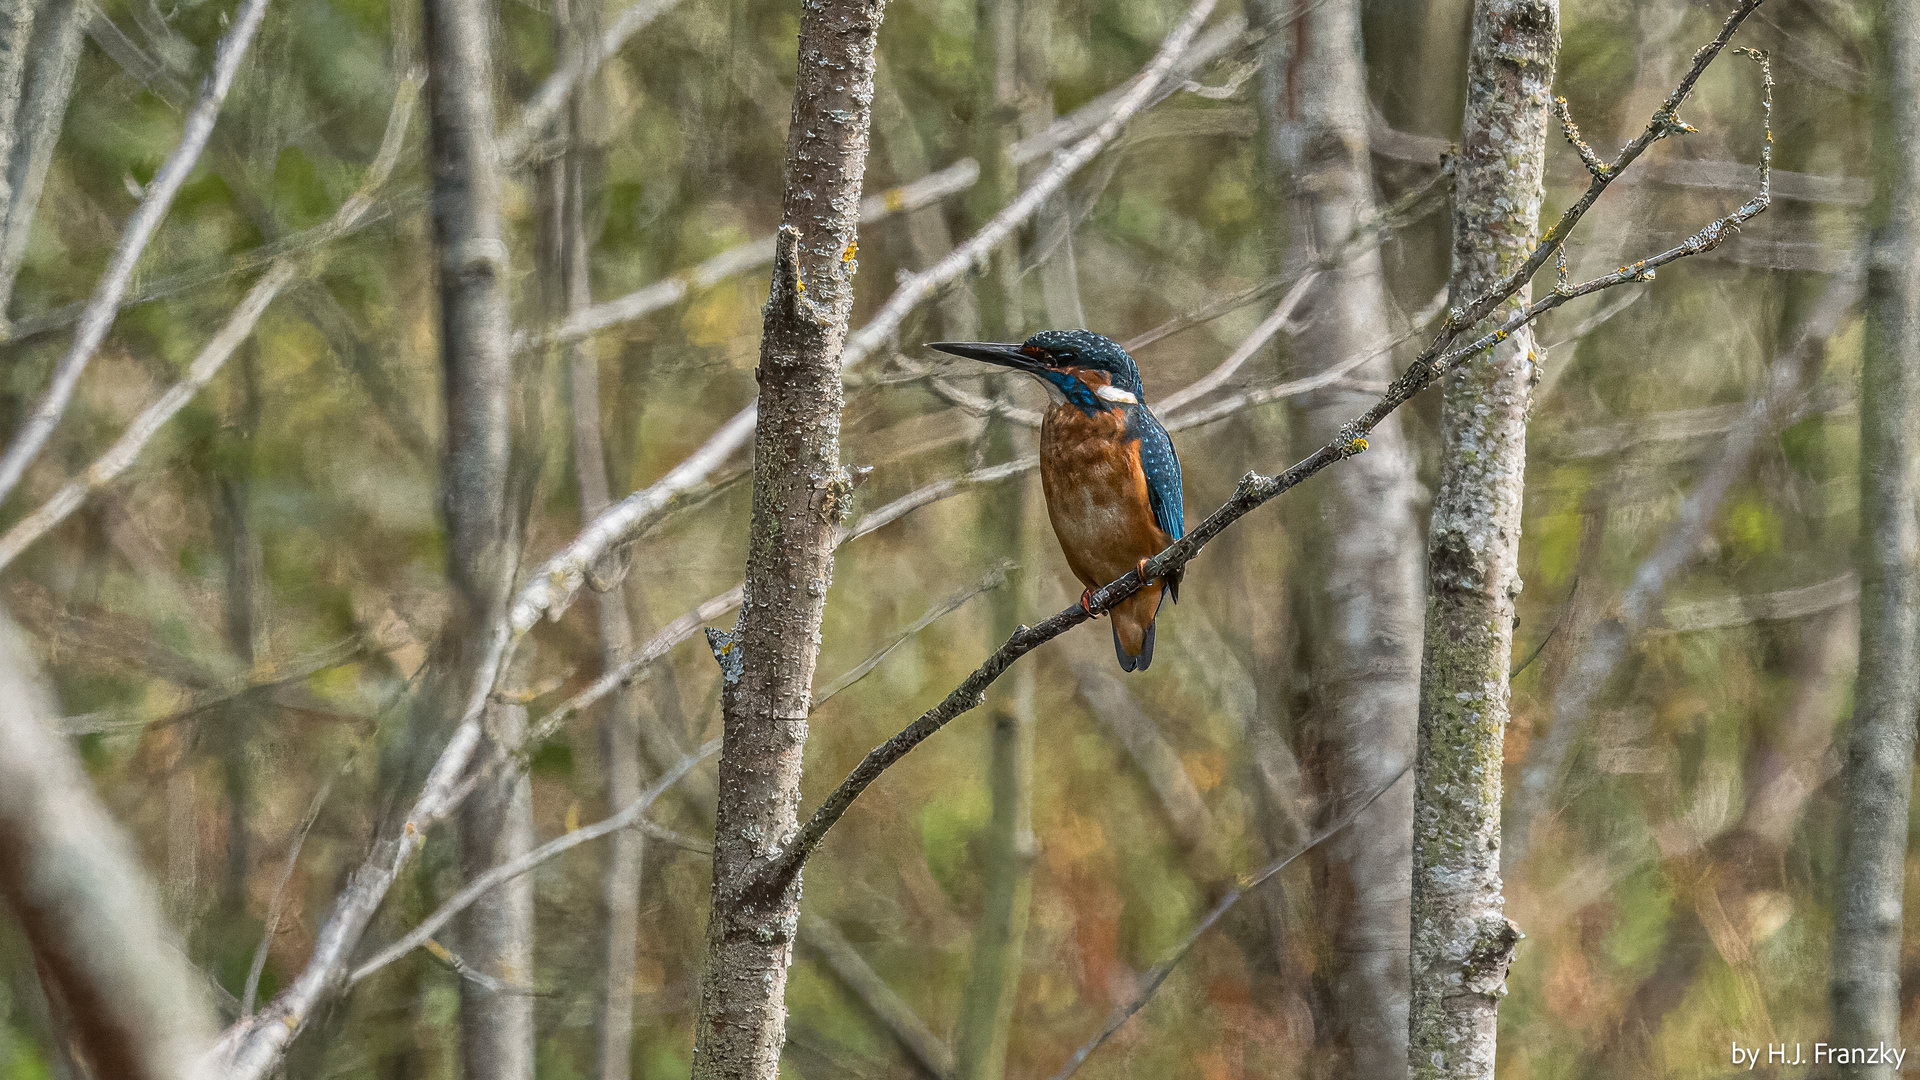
0, 0, 1881, 1074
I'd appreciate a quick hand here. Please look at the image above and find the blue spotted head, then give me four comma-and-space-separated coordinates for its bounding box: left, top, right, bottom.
928, 329, 1145, 412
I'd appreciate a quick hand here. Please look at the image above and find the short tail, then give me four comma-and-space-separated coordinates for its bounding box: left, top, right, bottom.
1112, 618, 1156, 672
1109, 582, 1165, 672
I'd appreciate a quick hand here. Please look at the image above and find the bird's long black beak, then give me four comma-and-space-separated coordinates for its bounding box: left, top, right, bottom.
926, 341, 1044, 373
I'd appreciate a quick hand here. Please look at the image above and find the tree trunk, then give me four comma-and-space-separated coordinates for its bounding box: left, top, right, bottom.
546, 2, 650, 1070
1257, 0, 1425, 1072
1408, 0, 1556, 1076
688, 0, 885, 1076
1831, 1, 1920, 1072
0, 608, 221, 1080
951, 6, 1042, 1071
423, 0, 533, 1074
0, 0, 86, 322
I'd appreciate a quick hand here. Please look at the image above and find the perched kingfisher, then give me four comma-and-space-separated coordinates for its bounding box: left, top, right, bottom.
929, 330, 1184, 672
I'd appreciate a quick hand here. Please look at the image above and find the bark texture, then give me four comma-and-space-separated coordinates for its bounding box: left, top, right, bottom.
1409, 0, 1556, 1075
1258, 0, 1424, 1072
688, 0, 885, 1076
0, 0, 87, 320
1831, 1, 1920, 1072
424, 0, 533, 1073
0, 609, 221, 1080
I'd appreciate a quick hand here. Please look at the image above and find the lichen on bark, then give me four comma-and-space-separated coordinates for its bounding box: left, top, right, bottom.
689, 1, 887, 1078
1408, 0, 1556, 1077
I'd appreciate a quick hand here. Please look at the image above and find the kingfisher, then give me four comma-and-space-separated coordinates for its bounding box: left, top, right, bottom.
929, 330, 1184, 672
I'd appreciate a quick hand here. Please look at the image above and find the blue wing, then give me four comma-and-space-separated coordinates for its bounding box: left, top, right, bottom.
1130, 406, 1184, 541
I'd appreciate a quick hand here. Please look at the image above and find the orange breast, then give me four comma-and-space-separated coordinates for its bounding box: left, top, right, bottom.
1039, 404, 1174, 592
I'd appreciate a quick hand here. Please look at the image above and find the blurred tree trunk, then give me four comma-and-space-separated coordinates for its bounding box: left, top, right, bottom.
0, 0, 34, 232
952, 4, 1042, 1076
0, 0, 85, 322
540, 0, 650, 1072
1254, 0, 1424, 1074
423, 0, 533, 1074
0, 608, 221, 1080
688, 0, 884, 1076
871, 59, 975, 339
1408, 0, 1555, 1075
1832, 2, 1920, 1072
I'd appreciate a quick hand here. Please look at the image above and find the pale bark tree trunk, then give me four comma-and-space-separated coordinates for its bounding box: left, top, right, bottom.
952, 5, 1041, 1073
1831, 2, 1920, 1072
1408, 0, 1556, 1076
688, 0, 885, 1076
0, 0, 86, 323
423, 0, 534, 1074
0, 608, 221, 1080
0, 0, 35, 220
1256, 0, 1424, 1073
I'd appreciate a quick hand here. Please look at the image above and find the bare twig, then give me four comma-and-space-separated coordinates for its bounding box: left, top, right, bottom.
0, 0, 274, 506
57, 636, 368, 736
750, 3, 1773, 902
801, 913, 956, 1080
347, 738, 718, 985
812, 566, 1010, 708
1044, 762, 1413, 1080
1157, 275, 1314, 413
495, 0, 682, 165
518, 18, 1252, 357
0, 78, 420, 574
241, 770, 341, 1015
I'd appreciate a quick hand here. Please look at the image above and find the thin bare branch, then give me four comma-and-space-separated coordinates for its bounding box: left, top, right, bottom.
0, 78, 420, 574
812, 566, 1010, 708
0, 0, 274, 507
241, 771, 341, 1016
1044, 763, 1413, 1080
801, 913, 955, 1080
519, 19, 1251, 356
495, 0, 682, 165
1510, 253, 1857, 856
348, 738, 718, 986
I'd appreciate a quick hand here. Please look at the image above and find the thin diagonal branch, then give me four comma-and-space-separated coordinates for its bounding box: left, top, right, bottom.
1046, 762, 1413, 1080
347, 738, 718, 985
751, 11, 1772, 903
1509, 250, 1855, 857
812, 565, 1009, 708
494, 0, 682, 165
0, 77, 421, 574
241, 771, 341, 1016
0, 0, 274, 507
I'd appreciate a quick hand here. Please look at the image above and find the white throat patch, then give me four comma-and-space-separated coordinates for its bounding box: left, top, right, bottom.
1094, 384, 1138, 404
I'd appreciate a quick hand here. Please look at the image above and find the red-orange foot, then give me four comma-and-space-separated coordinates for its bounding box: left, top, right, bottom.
1135, 558, 1150, 582
1080, 589, 1098, 616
